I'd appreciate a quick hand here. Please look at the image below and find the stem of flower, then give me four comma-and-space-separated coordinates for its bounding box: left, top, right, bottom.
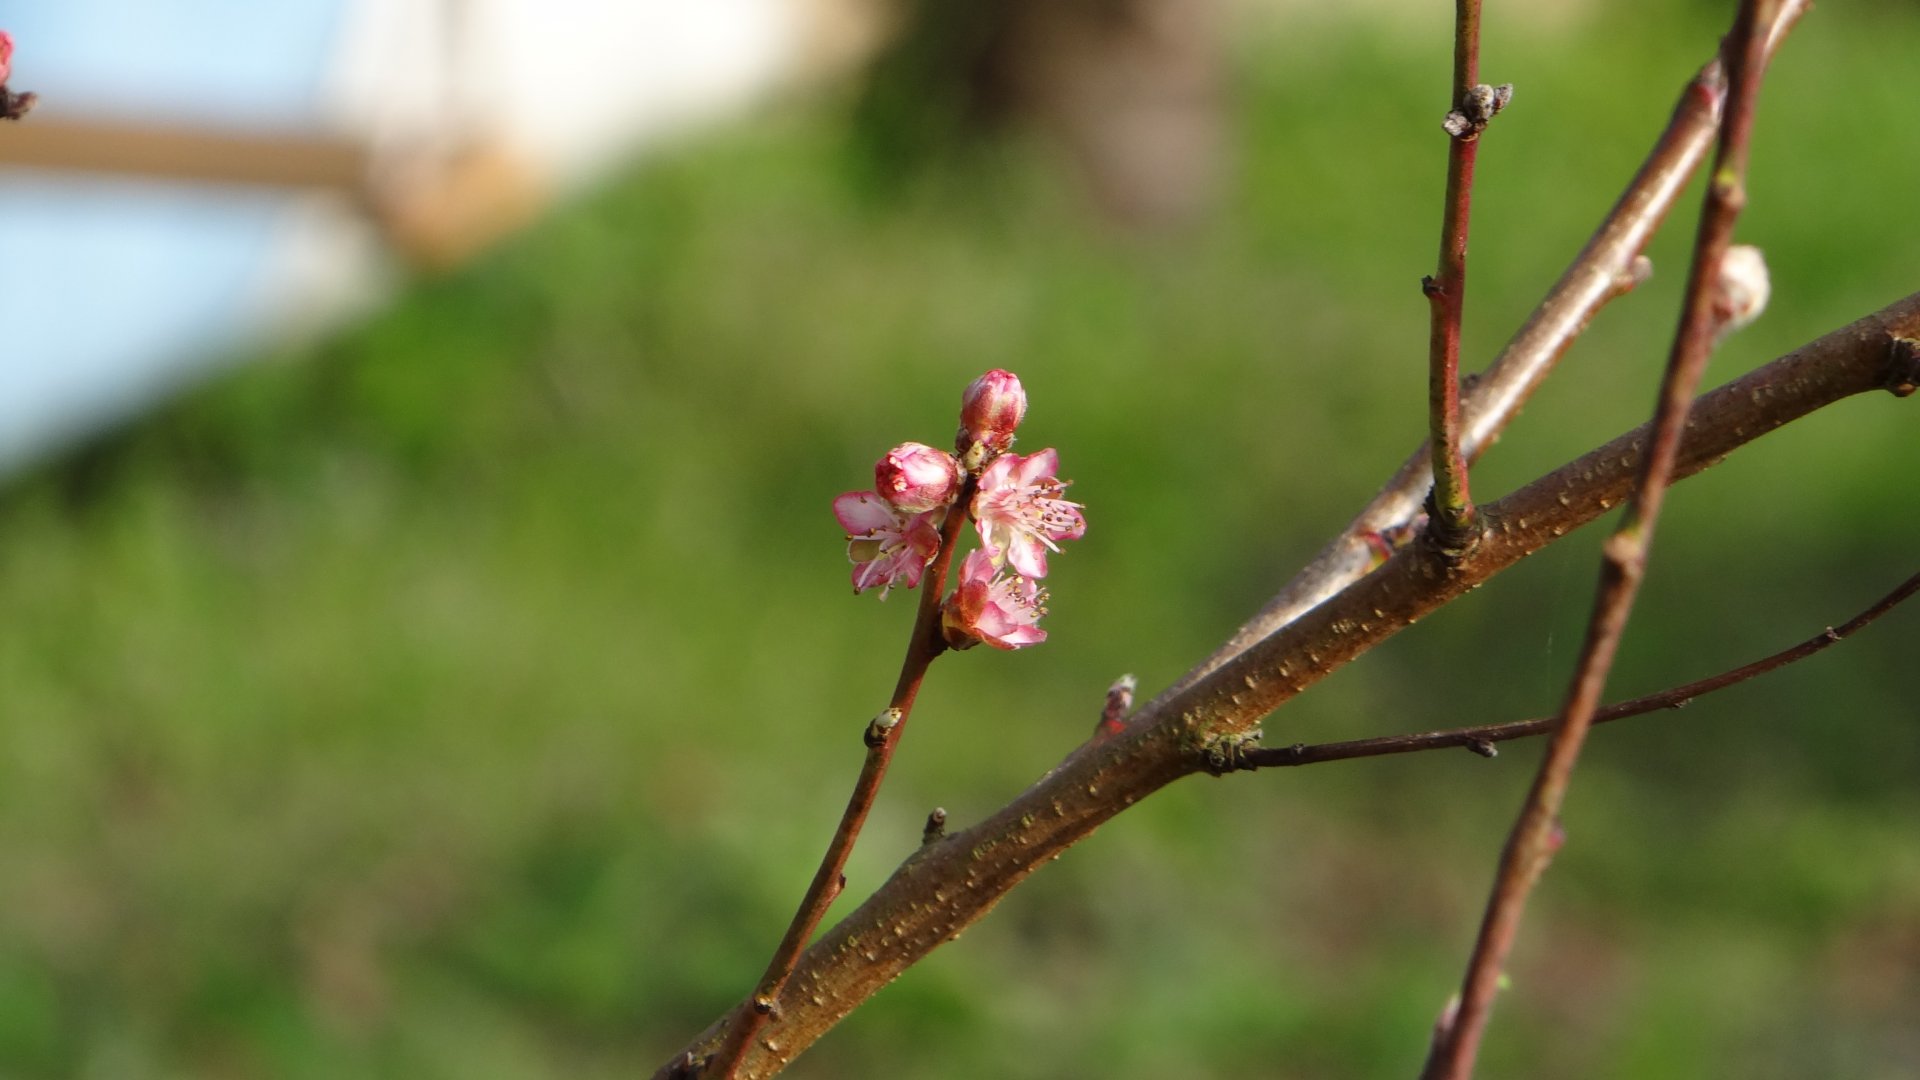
706, 476, 978, 1080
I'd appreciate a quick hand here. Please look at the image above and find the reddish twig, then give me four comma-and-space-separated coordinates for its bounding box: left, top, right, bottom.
1235, 569, 1919, 769
1423, 0, 1503, 555
1160, 0, 1806, 703
702, 477, 978, 1080
1419, 4, 1805, 1078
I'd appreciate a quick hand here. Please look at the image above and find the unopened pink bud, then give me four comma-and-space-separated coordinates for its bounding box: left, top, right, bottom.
875, 442, 962, 513
957, 369, 1027, 456
1, 31, 14, 84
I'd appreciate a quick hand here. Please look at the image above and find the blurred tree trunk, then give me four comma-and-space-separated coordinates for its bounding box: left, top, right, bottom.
856, 0, 1228, 229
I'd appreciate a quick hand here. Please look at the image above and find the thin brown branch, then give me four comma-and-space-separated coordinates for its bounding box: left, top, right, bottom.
1237, 570, 1920, 769
1424, 0, 1499, 554
658, 288, 1920, 1079
1159, 2, 1806, 704
1420, 4, 1803, 1078
701, 477, 978, 1080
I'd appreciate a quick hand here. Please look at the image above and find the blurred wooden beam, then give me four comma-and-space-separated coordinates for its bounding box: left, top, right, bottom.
0, 115, 548, 270
0, 115, 369, 191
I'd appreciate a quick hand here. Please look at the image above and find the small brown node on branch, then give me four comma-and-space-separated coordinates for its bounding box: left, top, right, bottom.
1442, 82, 1513, 139
1421, 495, 1483, 562
1198, 729, 1263, 776
1613, 255, 1655, 298
1421, 274, 1443, 298
1886, 336, 1920, 397
922, 808, 948, 845
1465, 738, 1498, 758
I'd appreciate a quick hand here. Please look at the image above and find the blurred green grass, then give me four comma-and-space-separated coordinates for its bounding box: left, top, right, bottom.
1, 3, 1917, 1077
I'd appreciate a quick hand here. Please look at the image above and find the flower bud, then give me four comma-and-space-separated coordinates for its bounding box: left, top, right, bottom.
1712, 244, 1769, 342
0, 31, 13, 84
956, 369, 1027, 456
875, 442, 962, 513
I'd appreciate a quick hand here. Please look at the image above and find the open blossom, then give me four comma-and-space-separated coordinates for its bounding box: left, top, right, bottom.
875, 441, 962, 513
957, 369, 1026, 455
1, 31, 12, 83
941, 550, 1047, 650
833, 491, 942, 598
971, 448, 1085, 579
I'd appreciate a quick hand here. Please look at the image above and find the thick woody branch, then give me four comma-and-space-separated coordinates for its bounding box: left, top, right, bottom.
658, 291, 1920, 1078
1162, 0, 1808, 704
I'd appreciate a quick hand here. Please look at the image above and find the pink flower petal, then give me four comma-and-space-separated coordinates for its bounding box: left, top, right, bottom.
834, 491, 897, 535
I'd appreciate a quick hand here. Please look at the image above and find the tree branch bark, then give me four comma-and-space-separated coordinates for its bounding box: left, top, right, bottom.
658, 290, 1920, 1079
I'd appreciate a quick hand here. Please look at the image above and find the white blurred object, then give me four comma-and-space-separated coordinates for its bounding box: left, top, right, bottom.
0, 0, 875, 474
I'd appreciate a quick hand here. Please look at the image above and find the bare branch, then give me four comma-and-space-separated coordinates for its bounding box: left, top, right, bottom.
1235, 570, 1920, 769
657, 288, 1920, 1079
1421, 4, 1806, 1076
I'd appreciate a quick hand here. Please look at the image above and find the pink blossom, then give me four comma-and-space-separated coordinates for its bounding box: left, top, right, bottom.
875, 441, 962, 513
0, 31, 13, 84
957, 369, 1027, 454
970, 448, 1085, 579
833, 491, 942, 598
942, 550, 1047, 650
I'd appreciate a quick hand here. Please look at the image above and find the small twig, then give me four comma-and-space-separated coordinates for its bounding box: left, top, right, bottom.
1234, 570, 1918, 769
1424, 0, 1505, 555
1421, 5, 1802, 1078
921, 808, 948, 846
706, 477, 978, 1079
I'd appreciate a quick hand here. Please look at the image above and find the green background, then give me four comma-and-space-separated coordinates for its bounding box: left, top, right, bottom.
1, 2, 1916, 1077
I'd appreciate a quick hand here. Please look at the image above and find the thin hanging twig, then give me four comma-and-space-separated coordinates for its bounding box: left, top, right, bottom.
1231, 570, 1919, 769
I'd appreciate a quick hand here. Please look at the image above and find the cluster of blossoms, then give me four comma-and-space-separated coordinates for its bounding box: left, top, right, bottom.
831, 370, 1085, 650
0, 31, 35, 121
